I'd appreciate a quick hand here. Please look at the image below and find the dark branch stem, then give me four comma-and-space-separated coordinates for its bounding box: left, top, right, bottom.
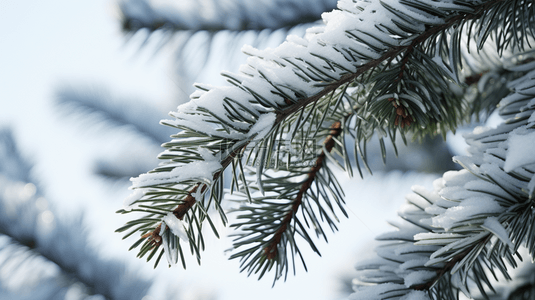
142, 142, 248, 246
263, 121, 343, 259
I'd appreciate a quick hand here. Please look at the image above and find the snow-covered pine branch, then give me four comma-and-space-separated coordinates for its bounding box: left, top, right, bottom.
117, 0, 533, 281
351, 66, 535, 300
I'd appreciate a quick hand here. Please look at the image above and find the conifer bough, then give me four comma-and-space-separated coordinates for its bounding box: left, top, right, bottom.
117, 0, 535, 297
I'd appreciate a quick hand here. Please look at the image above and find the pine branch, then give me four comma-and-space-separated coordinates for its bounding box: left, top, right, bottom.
140, 89, 353, 276
352, 64, 535, 300
124, 137, 249, 261
220, 69, 390, 281
141, 184, 200, 248
227, 1, 528, 278
228, 113, 351, 282
277, 0, 514, 132
263, 121, 342, 259
118, 0, 535, 278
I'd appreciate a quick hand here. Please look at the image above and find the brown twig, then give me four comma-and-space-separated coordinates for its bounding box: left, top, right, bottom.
141, 143, 247, 247
263, 121, 343, 259
141, 186, 200, 248
141, 223, 162, 247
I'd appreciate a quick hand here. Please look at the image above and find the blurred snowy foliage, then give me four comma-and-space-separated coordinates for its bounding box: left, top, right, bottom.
55, 86, 175, 180
0, 129, 33, 183
0, 128, 151, 300
118, 0, 338, 32
56, 86, 176, 144
115, 0, 338, 85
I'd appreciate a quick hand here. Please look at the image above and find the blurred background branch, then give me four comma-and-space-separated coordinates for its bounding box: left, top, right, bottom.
0, 128, 151, 300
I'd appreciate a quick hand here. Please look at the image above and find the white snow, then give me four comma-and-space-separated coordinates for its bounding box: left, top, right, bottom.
440, 186, 473, 202
414, 232, 464, 241
161, 230, 175, 266
398, 259, 429, 271
430, 197, 503, 231
198, 147, 219, 162
400, 290, 431, 300
473, 126, 491, 135
159, 223, 167, 236
131, 149, 222, 188
410, 185, 441, 205
162, 212, 189, 243
122, 189, 144, 211
504, 131, 535, 172
442, 169, 475, 187
349, 283, 406, 300
464, 180, 514, 202
481, 217, 513, 249
247, 112, 276, 141
403, 270, 436, 288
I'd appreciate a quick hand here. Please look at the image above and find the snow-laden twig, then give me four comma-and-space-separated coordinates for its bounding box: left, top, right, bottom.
351, 67, 535, 300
